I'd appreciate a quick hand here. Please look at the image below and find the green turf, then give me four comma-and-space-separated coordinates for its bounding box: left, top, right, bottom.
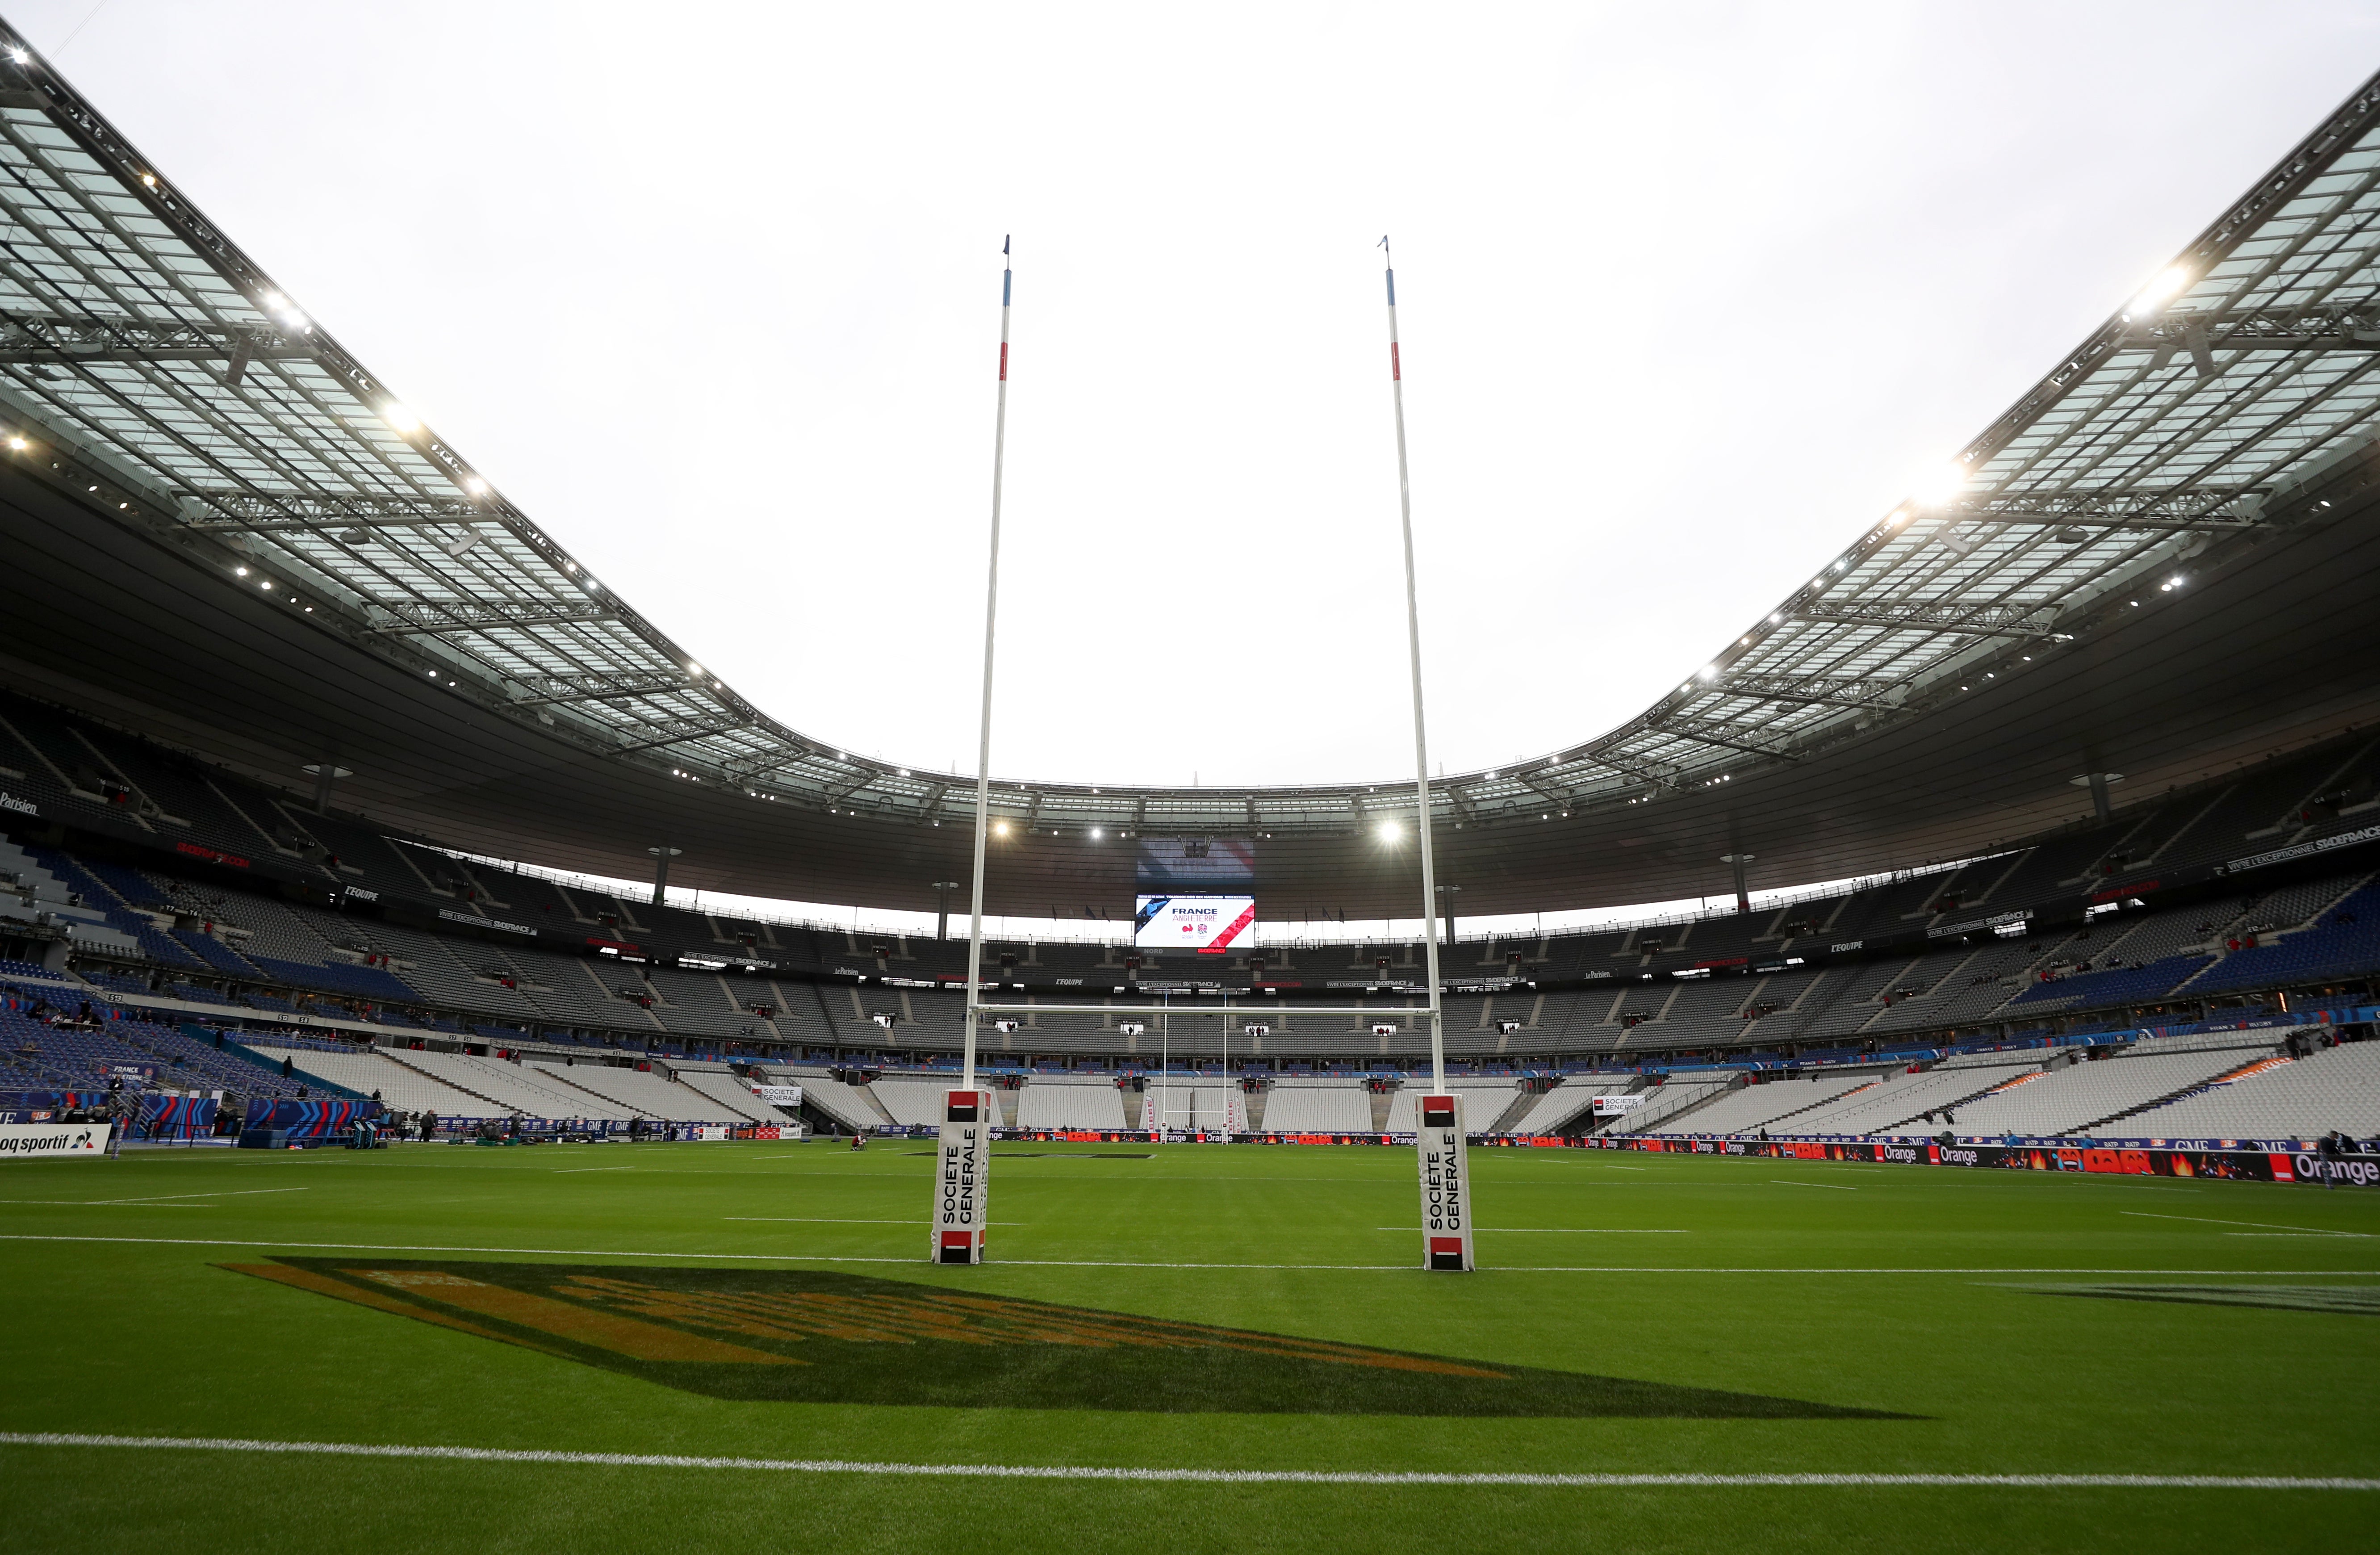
1, 1139, 2375, 1551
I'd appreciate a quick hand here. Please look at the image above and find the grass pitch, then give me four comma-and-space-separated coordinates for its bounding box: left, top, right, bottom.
1, 1138, 2375, 1551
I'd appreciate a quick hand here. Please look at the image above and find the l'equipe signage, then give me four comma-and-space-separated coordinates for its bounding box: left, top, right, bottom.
1416, 1094, 1474, 1272
931, 1089, 992, 1265
1134, 894, 1256, 955
0, 1122, 110, 1157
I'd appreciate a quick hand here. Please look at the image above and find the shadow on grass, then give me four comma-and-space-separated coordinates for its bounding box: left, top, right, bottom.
226, 1258, 1910, 1420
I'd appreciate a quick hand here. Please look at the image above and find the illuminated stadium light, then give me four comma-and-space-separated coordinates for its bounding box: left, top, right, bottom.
1913, 462, 1968, 506
7, 48, 26, 63
1089, 827, 1103, 839
1377, 820, 1401, 843
258, 578, 272, 589
382, 403, 421, 433
993, 821, 1009, 835
2126, 264, 2194, 319
686, 663, 702, 676
463, 475, 489, 495
233, 566, 247, 576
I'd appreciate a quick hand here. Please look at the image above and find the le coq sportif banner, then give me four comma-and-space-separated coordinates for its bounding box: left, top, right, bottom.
0, 1121, 111, 1157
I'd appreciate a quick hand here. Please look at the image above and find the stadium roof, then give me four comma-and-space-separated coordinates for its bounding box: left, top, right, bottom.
1, 30, 2379, 920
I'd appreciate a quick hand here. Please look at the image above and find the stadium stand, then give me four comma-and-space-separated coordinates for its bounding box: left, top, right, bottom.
1780, 1061, 2043, 1135
1606, 1075, 1744, 1133
522, 1060, 734, 1121
1016, 1078, 1129, 1130
2121, 1039, 2380, 1139
782, 1067, 893, 1133
1384, 1080, 1520, 1132
1256, 1079, 1373, 1132
673, 1068, 789, 1124
1951, 1047, 2292, 1137
245, 1044, 487, 1116
1660, 1071, 1885, 1136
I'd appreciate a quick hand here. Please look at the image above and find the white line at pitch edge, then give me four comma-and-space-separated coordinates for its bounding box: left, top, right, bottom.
0, 1434, 2371, 1490
0, 1234, 2374, 1276
1771, 1180, 1858, 1190
2122, 1211, 2366, 1238
725, 1218, 1029, 1226
1372, 1228, 1690, 1234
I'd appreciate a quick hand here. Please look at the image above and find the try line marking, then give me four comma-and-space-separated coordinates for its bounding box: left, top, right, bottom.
0, 1434, 2370, 1490
0, 1234, 2373, 1276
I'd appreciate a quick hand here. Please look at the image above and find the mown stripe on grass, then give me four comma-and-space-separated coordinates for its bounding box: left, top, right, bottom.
3, 1234, 2378, 1277
0, 1434, 2373, 1489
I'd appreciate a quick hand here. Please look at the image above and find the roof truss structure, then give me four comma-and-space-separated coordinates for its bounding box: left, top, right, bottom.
0, 29, 2373, 841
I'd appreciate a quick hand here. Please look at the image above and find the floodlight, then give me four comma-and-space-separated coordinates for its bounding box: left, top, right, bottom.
382, 403, 421, 434
1377, 820, 1401, 842
1913, 461, 1967, 506
2130, 264, 2192, 316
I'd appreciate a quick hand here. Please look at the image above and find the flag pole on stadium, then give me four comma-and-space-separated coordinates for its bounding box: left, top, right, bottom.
1381, 236, 1444, 1094
962, 237, 1012, 1101
1384, 237, 1472, 1273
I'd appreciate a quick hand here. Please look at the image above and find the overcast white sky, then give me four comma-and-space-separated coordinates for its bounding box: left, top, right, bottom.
17, 2, 2380, 800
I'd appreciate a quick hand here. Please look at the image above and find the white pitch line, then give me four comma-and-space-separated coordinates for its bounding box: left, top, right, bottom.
1771, 1180, 1858, 1190
0, 1187, 311, 1207
2122, 1211, 2367, 1238
0, 1233, 2375, 1277
552, 1168, 636, 1174
0, 1433, 2370, 1490
1373, 1228, 1690, 1234
725, 1218, 1029, 1226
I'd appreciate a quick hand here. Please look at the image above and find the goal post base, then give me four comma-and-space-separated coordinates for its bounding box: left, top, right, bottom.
930, 1088, 993, 1264
1417, 1093, 1474, 1271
